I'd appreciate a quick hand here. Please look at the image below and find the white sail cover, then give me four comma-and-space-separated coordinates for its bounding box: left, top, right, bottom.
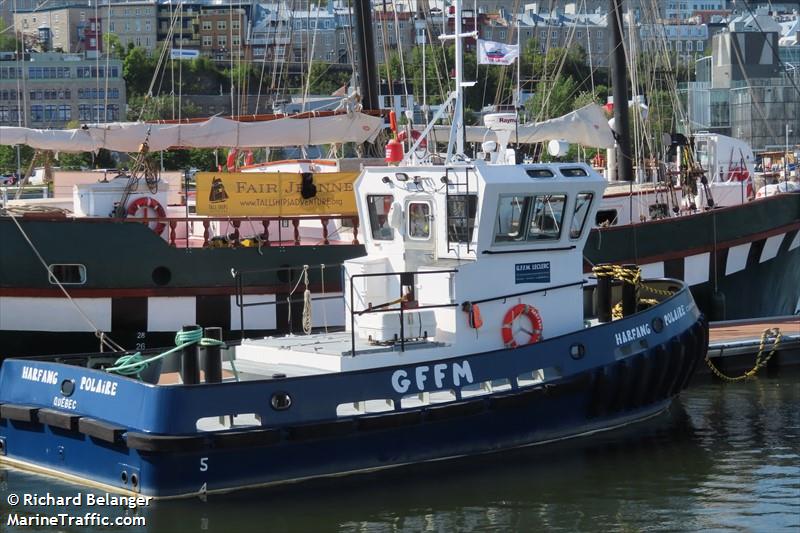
0, 112, 384, 153
424, 104, 615, 149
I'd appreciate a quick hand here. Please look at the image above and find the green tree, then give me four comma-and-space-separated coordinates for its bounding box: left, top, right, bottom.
160, 148, 217, 171
103, 33, 125, 59
307, 62, 351, 95
526, 75, 578, 121
124, 47, 159, 96
0, 145, 33, 173
0, 23, 21, 52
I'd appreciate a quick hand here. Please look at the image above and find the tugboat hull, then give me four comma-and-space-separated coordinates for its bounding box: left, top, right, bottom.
0, 288, 707, 498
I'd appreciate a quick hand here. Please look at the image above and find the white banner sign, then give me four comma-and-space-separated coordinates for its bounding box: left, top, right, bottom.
478, 39, 519, 65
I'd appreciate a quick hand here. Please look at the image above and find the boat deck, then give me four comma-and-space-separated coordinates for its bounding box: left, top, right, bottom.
225, 331, 447, 378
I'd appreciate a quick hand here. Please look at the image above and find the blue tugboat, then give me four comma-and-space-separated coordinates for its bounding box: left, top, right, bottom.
0, 6, 707, 498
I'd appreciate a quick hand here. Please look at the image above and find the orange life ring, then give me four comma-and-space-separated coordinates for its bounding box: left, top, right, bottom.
126, 197, 167, 236
501, 304, 543, 348
397, 129, 428, 150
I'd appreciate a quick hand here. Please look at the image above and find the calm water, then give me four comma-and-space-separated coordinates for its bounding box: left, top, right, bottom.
1, 372, 798, 533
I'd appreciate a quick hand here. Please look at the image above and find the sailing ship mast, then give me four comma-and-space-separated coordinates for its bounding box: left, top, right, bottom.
354, 0, 379, 111
610, 0, 633, 182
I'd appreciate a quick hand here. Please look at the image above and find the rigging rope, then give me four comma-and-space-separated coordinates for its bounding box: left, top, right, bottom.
3, 209, 125, 352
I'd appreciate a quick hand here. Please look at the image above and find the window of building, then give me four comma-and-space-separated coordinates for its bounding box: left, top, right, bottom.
0, 106, 8, 122
217, 35, 227, 47
57, 105, 70, 121
367, 195, 395, 240
78, 104, 91, 120
202, 21, 212, 30
30, 105, 44, 121
232, 20, 240, 30
217, 20, 226, 30
232, 35, 240, 46
202, 35, 212, 47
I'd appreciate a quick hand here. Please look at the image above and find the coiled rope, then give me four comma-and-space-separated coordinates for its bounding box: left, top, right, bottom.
592, 264, 669, 320
287, 265, 313, 335
106, 328, 226, 380
705, 327, 783, 382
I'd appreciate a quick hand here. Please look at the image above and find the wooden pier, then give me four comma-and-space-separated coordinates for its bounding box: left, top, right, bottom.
703, 316, 800, 379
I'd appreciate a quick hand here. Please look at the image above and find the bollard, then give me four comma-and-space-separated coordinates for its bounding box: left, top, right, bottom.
596, 264, 612, 323
181, 324, 201, 385
204, 327, 223, 384
621, 264, 637, 317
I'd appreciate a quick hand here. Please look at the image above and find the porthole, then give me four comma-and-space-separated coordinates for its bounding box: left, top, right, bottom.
60, 379, 75, 397
152, 266, 172, 286
569, 343, 586, 360
271, 392, 292, 411
652, 317, 665, 333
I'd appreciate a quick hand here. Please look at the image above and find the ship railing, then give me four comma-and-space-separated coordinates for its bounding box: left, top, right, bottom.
117, 214, 361, 248
231, 263, 346, 340
0, 185, 49, 206
348, 269, 460, 357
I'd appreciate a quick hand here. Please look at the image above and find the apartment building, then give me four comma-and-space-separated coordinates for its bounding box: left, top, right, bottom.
13, 5, 97, 53
0, 52, 126, 127
102, 1, 157, 54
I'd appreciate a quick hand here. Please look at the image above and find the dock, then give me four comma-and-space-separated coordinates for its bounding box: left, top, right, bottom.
703, 316, 800, 379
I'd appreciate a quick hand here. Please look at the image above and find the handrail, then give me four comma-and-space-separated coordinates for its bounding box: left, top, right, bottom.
464, 280, 587, 306
232, 263, 345, 339
348, 269, 458, 356
96, 214, 361, 248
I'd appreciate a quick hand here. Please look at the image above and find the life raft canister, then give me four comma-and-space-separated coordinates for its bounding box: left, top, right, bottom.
501, 304, 543, 348
126, 197, 167, 236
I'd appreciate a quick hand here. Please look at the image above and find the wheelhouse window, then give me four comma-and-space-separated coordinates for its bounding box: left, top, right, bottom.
494, 195, 529, 243
407, 201, 430, 240
367, 195, 394, 241
527, 194, 566, 241
48, 264, 86, 285
570, 192, 594, 239
494, 194, 567, 243
447, 194, 477, 243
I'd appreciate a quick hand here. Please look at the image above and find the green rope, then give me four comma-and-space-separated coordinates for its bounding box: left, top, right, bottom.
106, 328, 226, 378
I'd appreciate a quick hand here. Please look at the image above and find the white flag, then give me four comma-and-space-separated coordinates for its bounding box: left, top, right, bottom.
477, 39, 519, 65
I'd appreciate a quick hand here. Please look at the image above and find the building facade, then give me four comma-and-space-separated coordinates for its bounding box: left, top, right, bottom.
103, 1, 157, 54
0, 52, 126, 128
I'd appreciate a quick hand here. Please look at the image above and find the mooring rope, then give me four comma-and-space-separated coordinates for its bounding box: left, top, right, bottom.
705, 327, 783, 382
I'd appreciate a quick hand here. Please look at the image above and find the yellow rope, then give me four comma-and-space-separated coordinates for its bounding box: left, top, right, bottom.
593, 264, 670, 320
705, 327, 783, 382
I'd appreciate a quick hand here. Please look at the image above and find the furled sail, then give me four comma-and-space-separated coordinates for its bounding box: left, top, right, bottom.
423, 104, 616, 149
0, 111, 385, 153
